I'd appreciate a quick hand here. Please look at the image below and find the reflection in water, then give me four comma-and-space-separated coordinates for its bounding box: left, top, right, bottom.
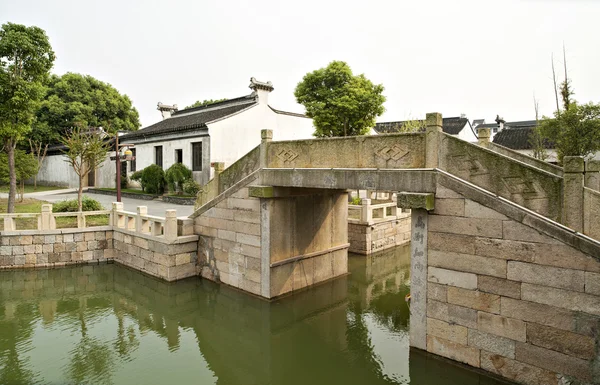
0, 247, 509, 385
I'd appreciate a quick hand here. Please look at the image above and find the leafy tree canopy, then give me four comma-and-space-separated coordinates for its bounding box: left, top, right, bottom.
35, 72, 140, 143
0, 150, 38, 184
185, 98, 227, 109
294, 61, 386, 137
540, 100, 600, 163
0, 22, 55, 212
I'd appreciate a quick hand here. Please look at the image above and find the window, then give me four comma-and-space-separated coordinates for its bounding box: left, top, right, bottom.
155, 146, 163, 168
175, 149, 183, 164
130, 148, 136, 172
192, 142, 202, 171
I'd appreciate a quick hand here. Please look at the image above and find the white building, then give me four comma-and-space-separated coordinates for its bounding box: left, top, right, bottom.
121, 77, 314, 185
372, 116, 478, 142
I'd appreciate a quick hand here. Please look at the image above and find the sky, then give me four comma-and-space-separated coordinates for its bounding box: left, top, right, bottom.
2, 0, 599, 128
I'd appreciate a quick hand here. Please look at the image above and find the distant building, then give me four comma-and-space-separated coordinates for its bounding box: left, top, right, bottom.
372, 116, 477, 142
489, 119, 558, 162
121, 78, 314, 185
34, 78, 314, 188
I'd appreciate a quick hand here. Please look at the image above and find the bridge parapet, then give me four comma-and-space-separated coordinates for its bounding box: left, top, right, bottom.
267, 132, 426, 169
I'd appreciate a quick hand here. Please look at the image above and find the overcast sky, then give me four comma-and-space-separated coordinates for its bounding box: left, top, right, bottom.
2, 0, 599, 128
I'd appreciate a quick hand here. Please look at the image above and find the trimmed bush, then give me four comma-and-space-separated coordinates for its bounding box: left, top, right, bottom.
165, 163, 193, 193
183, 179, 201, 196
130, 170, 144, 191
53, 196, 104, 212
140, 164, 165, 194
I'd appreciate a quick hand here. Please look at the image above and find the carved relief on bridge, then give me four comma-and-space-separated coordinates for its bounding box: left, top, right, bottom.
275, 148, 299, 163
440, 135, 562, 221
375, 144, 410, 162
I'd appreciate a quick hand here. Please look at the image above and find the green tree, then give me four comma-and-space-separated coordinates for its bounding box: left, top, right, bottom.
35, 72, 140, 141
61, 126, 110, 211
529, 96, 548, 161
0, 23, 55, 213
540, 55, 600, 163
185, 98, 227, 109
0, 150, 38, 201
294, 61, 386, 137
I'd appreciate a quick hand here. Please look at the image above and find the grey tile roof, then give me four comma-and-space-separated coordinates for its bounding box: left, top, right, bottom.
492, 121, 554, 150
374, 117, 469, 135
122, 95, 258, 140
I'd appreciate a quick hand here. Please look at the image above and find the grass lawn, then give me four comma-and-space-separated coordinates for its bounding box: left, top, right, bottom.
0, 185, 66, 194
0, 198, 109, 231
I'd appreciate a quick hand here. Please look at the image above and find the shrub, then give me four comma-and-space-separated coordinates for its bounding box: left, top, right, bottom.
130, 170, 144, 191
183, 179, 201, 196
350, 196, 361, 205
165, 163, 193, 193
120, 175, 128, 189
140, 164, 165, 194
53, 196, 104, 212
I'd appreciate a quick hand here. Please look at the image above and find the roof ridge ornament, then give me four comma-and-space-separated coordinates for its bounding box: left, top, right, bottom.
249, 77, 274, 92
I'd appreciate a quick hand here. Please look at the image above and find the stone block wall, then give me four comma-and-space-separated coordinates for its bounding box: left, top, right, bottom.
195, 187, 264, 296
0, 226, 199, 283
348, 215, 410, 254
422, 184, 600, 385
0, 227, 114, 269
113, 230, 198, 282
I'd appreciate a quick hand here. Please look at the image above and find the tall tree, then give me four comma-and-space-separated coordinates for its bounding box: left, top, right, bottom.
35, 72, 140, 141
540, 55, 600, 163
0, 23, 55, 212
294, 61, 386, 137
184, 98, 227, 109
61, 126, 110, 211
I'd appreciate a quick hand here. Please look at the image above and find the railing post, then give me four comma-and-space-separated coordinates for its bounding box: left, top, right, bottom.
136, 206, 148, 233
360, 198, 372, 223
164, 209, 178, 242
425, 112, 443, 168
585, 159, 600, 191
260, 129, 273, 169
112, 202, 124, 228
4, 217, 14, 231
563, 156, 584, 232
40, 204, 52, 230
478, 127, 491, 147
390, 194, 398, 218
211, 162, 225, 194
77, 212, 85, 228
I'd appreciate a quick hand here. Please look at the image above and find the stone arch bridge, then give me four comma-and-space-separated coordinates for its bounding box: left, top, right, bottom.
191, 113, 600, 385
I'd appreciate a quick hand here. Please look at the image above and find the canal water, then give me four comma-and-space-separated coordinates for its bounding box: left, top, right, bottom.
0, 245, 510, 385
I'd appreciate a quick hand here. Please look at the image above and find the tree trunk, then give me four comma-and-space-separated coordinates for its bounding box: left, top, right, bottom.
78, 174, 84, 212
6, 139, 17, 213
19, 180, 24, 202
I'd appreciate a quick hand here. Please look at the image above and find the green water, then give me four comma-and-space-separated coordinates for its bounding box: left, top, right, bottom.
0, 245, 510, 385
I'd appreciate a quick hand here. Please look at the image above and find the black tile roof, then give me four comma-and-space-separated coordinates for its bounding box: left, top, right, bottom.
122, 95, 258, 140
374, 117, 470, 135
492, 123, 554, 150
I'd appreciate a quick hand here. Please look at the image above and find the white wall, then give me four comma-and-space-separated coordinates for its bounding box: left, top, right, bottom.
130, 136, 210, 185
456, 124, 478, 143
207, 103, 313, 172
36, 154, 80, 188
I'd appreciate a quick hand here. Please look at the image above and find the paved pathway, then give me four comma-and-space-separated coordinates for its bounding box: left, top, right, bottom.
4, 189, 195, 218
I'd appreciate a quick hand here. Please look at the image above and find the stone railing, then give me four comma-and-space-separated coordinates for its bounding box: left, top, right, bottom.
0, 203, 193, 243
1, 204, 111, 232
348, 198, 409, 225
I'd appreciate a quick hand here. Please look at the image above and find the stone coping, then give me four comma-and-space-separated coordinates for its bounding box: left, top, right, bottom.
487, 142, 563, 176
270, 243, 350, 268
0, 225, 197, 245
268, 131, 424, 146
114, 227, 198, 244
436, 169, 600, 260
0, 259, 114, 270
1, 225, 113, 236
